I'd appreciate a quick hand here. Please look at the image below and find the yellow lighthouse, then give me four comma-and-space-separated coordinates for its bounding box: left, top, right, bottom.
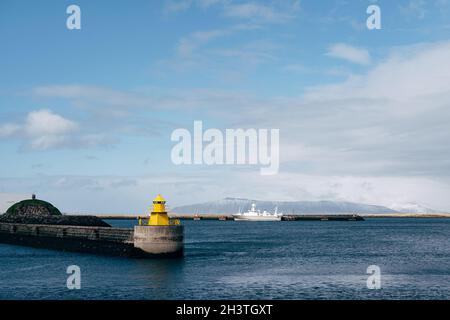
134, 194, 184, 256
149, 194, 170, 226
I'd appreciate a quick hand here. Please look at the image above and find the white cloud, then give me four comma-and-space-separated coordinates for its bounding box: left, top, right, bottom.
24, 109, 77, 136
0, 123, 21, 137
326, 43, 371, 65
223, 1, 299, 23
0, 109, 78, 150
28, 134, 67, 151
165, 0, 300, 23
211, 39, 279, 65
311, 42, 450, 103
268, 41, 450, 182
0, 109, 114, 151
177, 29, 231, 56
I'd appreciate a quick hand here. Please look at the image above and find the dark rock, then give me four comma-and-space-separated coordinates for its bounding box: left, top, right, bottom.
5, 199, 62, 217
0, 198, 111, 227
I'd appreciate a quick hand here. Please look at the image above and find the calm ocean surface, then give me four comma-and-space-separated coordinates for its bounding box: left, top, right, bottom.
0, 218, 449, 300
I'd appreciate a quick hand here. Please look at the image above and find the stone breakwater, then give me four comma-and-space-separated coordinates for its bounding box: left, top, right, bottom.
0, 222, 184, 258
0, 215, 112, 227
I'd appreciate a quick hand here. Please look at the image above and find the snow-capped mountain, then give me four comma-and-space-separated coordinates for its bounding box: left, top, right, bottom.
171, 197, 399, 215
388, 202, 443, 214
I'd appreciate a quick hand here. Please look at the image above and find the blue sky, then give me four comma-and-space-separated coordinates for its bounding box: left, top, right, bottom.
1, 0, 450, 213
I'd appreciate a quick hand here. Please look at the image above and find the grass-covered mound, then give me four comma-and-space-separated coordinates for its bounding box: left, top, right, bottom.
0, 198, 111, 227
5, 199, 62, 217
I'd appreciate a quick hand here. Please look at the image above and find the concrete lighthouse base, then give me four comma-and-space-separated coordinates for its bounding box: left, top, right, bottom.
133, 225, 184, 257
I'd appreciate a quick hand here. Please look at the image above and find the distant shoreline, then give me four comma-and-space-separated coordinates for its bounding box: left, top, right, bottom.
361, 213, 450, 218
89, 213, 450, 220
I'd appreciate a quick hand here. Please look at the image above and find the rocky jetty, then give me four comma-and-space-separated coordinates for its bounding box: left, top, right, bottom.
0, 195, 111, 227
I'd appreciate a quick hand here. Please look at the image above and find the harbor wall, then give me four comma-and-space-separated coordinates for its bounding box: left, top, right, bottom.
0, 222, 160, 257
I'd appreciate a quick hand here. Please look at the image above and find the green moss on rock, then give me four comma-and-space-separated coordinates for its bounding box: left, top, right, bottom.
0, 197, 111, 227
5, 199, 62, 217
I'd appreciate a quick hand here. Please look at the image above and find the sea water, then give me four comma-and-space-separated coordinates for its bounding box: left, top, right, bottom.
0, 218, 449, 300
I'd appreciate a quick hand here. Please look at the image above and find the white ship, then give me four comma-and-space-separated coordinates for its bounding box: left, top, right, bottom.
233, 203, 282, 221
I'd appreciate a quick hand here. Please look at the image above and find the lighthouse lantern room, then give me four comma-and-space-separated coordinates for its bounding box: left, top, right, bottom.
149, 194, 170, 226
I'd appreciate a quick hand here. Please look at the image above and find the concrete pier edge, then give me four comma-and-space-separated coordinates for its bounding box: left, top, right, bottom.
0, 222, 184, 258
